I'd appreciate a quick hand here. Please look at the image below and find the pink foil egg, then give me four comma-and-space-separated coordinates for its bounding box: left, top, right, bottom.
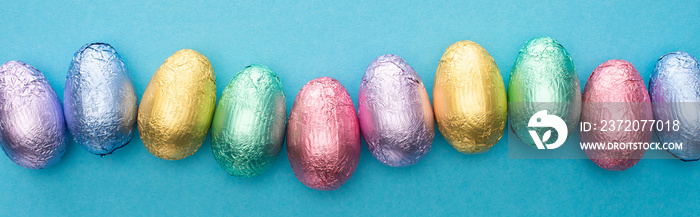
580, 60, 652, 171
287, 77, 361, 190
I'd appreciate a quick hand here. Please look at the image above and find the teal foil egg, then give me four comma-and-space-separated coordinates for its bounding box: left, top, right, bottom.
211, 65, 287, 177
507, 37, 581, 149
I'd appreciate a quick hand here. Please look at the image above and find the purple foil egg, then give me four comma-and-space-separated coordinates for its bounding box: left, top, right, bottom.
358, 54, 434, 167
0, 61, 67, 169
287, 77, 361, 191
580, 60, 652, 171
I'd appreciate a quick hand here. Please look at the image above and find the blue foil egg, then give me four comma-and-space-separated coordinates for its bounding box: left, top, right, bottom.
358, 54, 434, 167
649, 51, 700, 161
0, 61, 67, 169
64, 43, 138, 155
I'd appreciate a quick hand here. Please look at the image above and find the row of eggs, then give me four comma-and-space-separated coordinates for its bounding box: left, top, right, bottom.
0, 38, 698, 190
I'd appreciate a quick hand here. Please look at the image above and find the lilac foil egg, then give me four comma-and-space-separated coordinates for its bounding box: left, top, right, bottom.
580, 60, 652, 171
0, 61, 67, 169
358, 55, 434, 167
287, 77, 361, 191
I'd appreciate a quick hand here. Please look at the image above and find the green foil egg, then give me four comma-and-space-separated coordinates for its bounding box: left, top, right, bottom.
211, 65, 287, 177
507, 37, 581, 149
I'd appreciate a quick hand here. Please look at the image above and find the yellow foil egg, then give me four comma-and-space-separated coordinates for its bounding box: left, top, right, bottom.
433, 41, 507, 154
138, 49, 216, 160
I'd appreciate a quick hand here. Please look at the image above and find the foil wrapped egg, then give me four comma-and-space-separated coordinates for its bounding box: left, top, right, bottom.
0, 61, 67, 169
508, 37, 581, 149
433, 40, 507, 154
581, 60, 652, 171
211, 65, 286, 177
358, 54, 434, 167
649, 51, 700, 161
64, 43, 138, 155
138, 49, 216, 160
287, 77, 361, 190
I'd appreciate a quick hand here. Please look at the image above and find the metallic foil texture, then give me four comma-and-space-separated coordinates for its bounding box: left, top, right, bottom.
64, 43, 138, 155
0, 61, 67, 169
433, 41, 507, 154
581, 60, 652, 171
138, 49, 216, 160
508, 37, 581, 148
211, 65, 287, 177
358, 54, 434, 167
649, 51, 700, 161
287, 77, 361, 190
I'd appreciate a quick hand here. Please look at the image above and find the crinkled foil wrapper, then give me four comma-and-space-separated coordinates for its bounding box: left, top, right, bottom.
433, 41, 507, 154
211, 65, 286, 177
508, 37, 581, 148
358, 54, 434, 167
64, 43, 138, 155
649, 51, 700, 161
138, 49, 216, 160
581, 60, 652, 171
287, 77, 361, 190
0, 61, 67, 169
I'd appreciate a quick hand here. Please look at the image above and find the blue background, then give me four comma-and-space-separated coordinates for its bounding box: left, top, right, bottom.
1, 0, 699, 216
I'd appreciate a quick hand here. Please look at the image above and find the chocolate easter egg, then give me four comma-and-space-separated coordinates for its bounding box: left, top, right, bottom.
138, 49, 216, 160
581, 60, 652, 171
287, 77, 361, 190
649, 51, 700, 161
0, 61, 67, 169
64, 43, 138, 155
433, 40, 507, 154
358, 54, 434, 167
508, 37, 581, 149
211, 65, 286, 177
